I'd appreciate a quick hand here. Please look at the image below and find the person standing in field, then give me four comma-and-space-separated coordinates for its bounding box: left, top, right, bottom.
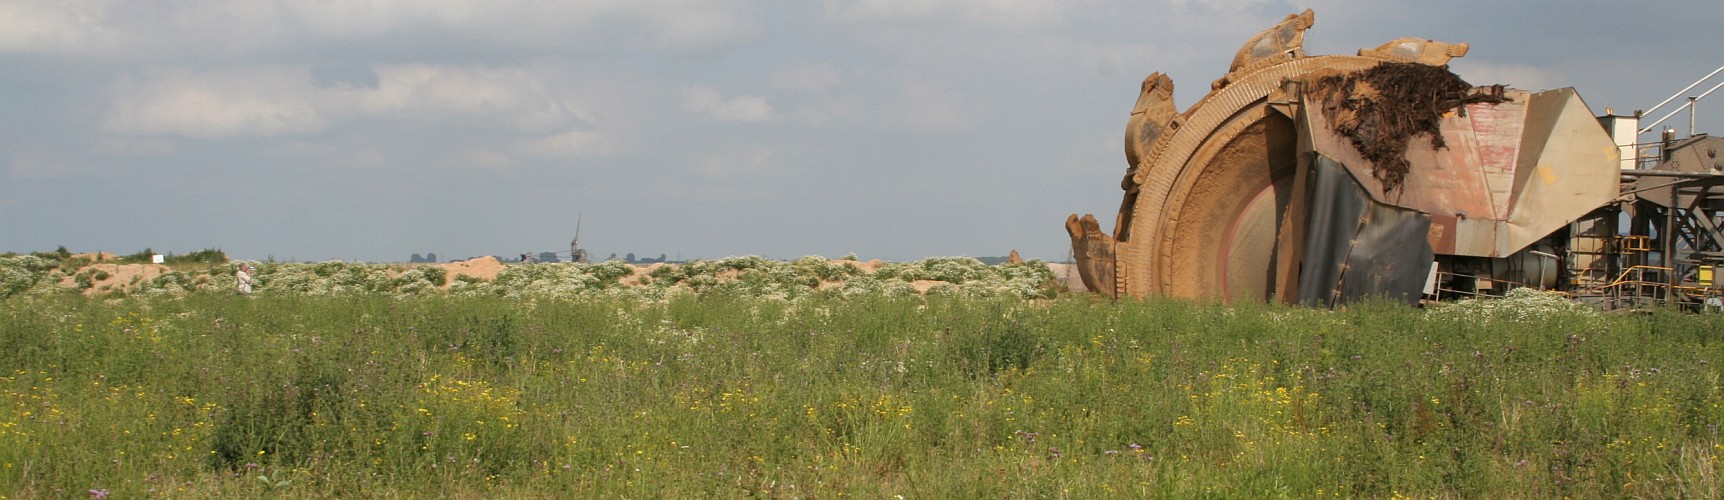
235, 263, 253, 295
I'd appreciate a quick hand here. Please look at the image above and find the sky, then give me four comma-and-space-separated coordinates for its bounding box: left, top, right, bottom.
2, 0, 1720, 263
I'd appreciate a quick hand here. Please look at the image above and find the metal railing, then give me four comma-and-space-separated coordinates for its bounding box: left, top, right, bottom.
1423, 271, 1542, 303
1573, 265, 1718, 311
1639, 65, 1724, 138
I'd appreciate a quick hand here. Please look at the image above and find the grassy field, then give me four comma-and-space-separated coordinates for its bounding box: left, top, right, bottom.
3, 288, 1723, 497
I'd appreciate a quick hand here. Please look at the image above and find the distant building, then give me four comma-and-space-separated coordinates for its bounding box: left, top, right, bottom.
620, 252, 670, 264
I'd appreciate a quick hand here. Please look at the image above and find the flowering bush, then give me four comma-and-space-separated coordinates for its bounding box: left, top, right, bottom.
0, 255, 63, 298
1424, 287, 1603, 327
4, 254, 1062, 302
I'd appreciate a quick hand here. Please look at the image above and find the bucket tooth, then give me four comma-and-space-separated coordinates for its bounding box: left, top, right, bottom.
1213, 9, 1314, 90
1358, 38, 1470, 66
1126, 72, 1178, 171
1065, 214, 1118, 297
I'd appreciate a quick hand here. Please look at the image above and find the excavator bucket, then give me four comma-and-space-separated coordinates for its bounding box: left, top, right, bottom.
1068, 9, 1620, 305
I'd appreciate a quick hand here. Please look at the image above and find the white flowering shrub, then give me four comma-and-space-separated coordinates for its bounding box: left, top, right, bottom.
828, 276, 920, 298
0, 255, 61, 298
5, 254, 1061, 301
491, 263, 622, 298
644, 256, 823, 300
1424, 287, 1602, 327
865, 257, 1056, 299
255, 261, 393, 295
390, 266, 447, 293
791, 255, 864, 282
448, 275, 500, 297
877, 257, 990, 283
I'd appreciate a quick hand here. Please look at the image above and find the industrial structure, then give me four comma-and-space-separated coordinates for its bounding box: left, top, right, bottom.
1066, 10, 1724, 310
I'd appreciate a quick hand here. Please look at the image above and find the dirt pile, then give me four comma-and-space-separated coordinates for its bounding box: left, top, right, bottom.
58, 263, 173, 296
1310, 62, 1507, 191
437, 256, 505, 285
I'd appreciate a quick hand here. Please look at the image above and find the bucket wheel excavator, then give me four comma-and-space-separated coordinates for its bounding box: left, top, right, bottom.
1067, 10, 1621, 305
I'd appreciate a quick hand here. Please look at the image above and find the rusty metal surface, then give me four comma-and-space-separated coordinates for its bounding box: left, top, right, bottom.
1499, 89, 1621, 256
1301, 87, 1618, 257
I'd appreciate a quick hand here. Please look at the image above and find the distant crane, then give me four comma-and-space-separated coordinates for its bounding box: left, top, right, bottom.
570, 213, 590, 263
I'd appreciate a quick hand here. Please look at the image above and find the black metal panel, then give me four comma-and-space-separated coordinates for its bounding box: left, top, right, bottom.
1298, 155, 1435, 306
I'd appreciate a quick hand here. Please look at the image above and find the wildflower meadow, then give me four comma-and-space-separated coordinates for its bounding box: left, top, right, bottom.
2, 254, 1724, 497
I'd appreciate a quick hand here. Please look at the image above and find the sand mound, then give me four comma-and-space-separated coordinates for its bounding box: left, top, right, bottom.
832, 259, 885, 272
60, 263, 173, 296
910, 280, 949, 293
627, 263, 670, 285
437, 256, 505, 285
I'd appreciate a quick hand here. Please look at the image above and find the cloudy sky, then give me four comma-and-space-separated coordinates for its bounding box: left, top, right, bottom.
3, 0, 1719, 263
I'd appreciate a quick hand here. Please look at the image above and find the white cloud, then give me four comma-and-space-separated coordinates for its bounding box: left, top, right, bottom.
103, 68, 329, 139
0, 0, 766, 57
1448, 60, 1561, 92
95, 137, 177, 156
823, 0, 1068, 30
0, 0, 119, 54
702, 148, 776, 176
896, 78, 969, 132
1076, 42, 1164, 77
7, 151, 105, 179
357, 64, 571, 131
515, 129, 614, 159
617, 0, 767, 53
684, 86, 776, 123
284, 0, 766, 50
103, 64, 587, 138
773, 64, 843, 91
464, 148, 513, 170
1166, 0, 1279, 14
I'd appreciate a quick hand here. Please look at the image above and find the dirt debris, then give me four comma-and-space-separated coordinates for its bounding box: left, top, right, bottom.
1310, 62, 1507, 191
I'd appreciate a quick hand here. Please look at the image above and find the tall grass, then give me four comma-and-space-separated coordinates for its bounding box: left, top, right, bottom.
1, 292, 1721, 497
